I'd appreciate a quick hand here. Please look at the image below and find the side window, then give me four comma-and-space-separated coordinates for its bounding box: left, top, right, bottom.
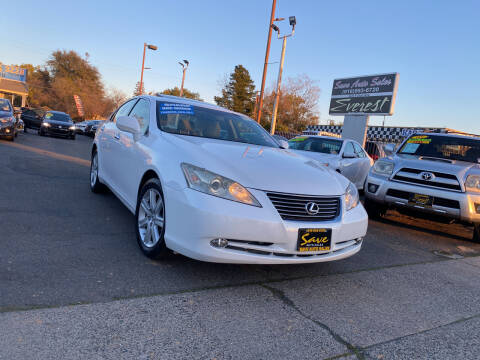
353, 143, 366, 158
129, 99, 150, 135
113, 100, 136, 123
344, 142, 355, 157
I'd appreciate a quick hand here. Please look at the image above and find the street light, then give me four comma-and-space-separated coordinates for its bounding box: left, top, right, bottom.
139, 43, 157, 95
270, 17, 296, 135
178, 60, 189, 97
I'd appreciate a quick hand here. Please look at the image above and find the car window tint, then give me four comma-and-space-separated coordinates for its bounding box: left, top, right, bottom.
113, 100, 137, 123
353, 143, 366, 158
129, 99, 150, 135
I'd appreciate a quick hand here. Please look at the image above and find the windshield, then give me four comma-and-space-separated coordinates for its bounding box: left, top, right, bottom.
399, 134, 480, 163
45, 112, 72, 122
156, 101, 278, 147
288, 137, 343, 155
0, 99, 12, 112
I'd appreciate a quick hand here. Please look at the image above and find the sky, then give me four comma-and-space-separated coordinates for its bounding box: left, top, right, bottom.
2, 0, 479, 133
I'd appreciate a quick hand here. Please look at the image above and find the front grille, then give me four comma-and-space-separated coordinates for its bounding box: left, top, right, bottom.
392, 167, 461, 191
386, 189, 460, 209
266, 191, 340, 221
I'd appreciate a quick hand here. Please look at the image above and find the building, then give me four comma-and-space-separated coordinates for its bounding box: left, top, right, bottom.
0, 63, 28, 107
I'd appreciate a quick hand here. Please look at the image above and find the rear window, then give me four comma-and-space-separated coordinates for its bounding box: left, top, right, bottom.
288, 137, 343, 155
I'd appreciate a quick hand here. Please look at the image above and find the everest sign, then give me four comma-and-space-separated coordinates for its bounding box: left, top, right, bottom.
329, 73, 399, 116
73, 95, 85, 117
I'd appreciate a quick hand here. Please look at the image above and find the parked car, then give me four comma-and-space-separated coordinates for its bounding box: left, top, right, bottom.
85, 120, 104, 137
365, 141, 386, 161
90, 95, 368, 263
21, 107, 46, 132
288, 135, 374, 190
75, 120, 89, 134
364, 132, 480, 241
0, 99, 18, 141
39, 111, 76, 139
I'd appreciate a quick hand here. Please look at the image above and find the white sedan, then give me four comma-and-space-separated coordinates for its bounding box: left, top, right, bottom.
288, 135, 374, 190
90, 95, 368, 264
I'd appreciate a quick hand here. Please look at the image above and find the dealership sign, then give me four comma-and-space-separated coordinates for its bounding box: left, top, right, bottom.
73, 95, 85, 117
0, 63, 27, 82
329, 73, 399, 116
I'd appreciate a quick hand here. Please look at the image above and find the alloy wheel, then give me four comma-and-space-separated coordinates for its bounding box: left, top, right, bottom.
138, 189, 165, 248
90, 153, 98, 187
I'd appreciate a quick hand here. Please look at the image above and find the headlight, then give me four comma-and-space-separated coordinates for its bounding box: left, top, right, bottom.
372, 160, 394, 176
345, 182, 359, 211
42, 122, 50, 127
465, 175, 480, 193
69, 125, 76, 130
0, 116, 14, 123
181, 163, 261, 207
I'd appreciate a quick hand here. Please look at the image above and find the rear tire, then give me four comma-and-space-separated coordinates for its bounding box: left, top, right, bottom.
90, 151, 106, 193
364, 197, 387, 219
135, 178, 169, 259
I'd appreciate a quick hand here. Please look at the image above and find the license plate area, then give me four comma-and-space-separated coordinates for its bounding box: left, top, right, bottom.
408, 193, 433, 208
297, 228, 332, 252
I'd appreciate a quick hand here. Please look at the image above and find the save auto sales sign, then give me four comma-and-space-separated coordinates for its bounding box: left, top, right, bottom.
329, 73, 399, 116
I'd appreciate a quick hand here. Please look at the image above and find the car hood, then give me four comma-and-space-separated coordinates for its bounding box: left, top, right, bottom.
393, 153, 480, 179
45, 120, 72, 126
0, 111, 13, 118
164, 135, 349, 195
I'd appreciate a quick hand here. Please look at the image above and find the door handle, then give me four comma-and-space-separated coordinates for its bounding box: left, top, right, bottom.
114, 133, 120, 140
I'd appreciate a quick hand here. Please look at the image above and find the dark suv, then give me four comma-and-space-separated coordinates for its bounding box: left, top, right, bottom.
21, 108, 46, 132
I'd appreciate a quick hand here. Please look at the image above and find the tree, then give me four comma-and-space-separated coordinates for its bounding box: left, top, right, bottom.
214, 65, 256, 117
161, 87, 202, 101
260, 74, 320, 132
133, 81, 145, 96
20, 63, 52, 108
107, 88, 127, 109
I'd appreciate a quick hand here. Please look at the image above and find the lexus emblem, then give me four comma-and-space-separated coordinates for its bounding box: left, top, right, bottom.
305, 202, 320, 215
420, 172, 434, 181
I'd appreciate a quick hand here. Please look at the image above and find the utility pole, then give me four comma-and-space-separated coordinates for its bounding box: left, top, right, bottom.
256, 0, 276, 124
139, 43, 157, 95
270, 17, 296, 135
178, 60, 189, 97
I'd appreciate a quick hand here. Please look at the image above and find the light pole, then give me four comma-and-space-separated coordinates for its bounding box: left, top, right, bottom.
178, 60, 189, 97
139, 43, 157, 95
270, 16, 296, 135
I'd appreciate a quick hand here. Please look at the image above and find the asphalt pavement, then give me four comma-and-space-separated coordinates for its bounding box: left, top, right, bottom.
1, 131, 480, 359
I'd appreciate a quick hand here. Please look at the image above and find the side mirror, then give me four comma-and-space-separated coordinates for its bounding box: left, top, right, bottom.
116, 115, 141, 141
278, 140, 289, 149
384, 143, 395, 155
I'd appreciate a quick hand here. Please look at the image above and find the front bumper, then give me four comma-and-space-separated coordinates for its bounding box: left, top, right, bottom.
163, 186, 368, 264
365, 173, 480, 223
43, 126, 75, 137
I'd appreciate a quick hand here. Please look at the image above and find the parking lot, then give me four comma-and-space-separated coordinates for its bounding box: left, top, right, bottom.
1, 132, 480, 359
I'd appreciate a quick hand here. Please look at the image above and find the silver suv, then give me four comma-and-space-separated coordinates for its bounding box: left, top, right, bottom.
364, 132, 480, 242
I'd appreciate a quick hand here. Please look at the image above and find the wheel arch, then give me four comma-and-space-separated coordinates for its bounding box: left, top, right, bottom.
137, 169, 161, 199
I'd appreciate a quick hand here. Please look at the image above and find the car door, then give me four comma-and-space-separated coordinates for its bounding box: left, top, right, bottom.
111, 98, 152, 208
339, 141, 358, 184
101, 99, 137, 190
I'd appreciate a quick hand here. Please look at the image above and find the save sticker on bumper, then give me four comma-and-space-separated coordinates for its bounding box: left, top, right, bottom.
297, 228, 332, 252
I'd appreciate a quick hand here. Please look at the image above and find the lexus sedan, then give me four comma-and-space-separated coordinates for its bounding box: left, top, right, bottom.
90, 95, 368, 264
288, 135, 374, 190
39, 111, 76, 139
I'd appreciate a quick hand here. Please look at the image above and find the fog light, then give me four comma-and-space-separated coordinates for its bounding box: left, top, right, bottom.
368, 183, 379, 193
5, 129, 10, 133
210, 238, 228, 248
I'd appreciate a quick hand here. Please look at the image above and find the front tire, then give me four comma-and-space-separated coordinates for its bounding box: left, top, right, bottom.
473, 224, 480, 243
135, 179, 169, 259
90, 151, 105, 193
364, 197, 387, 219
